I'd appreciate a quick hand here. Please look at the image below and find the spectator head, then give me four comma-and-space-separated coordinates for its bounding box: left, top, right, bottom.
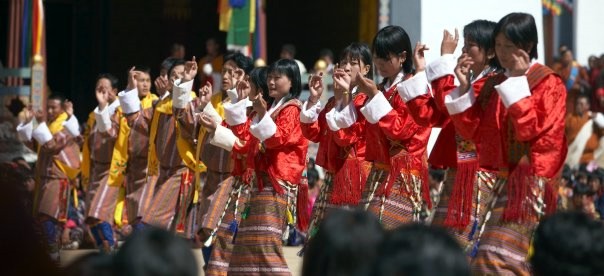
372, 25, 414, 78
463, 19, 500, 71
206, 38, 221, 56
63, 252, 113, 276
302, 209, 384, 276
268, 59, 302, 102
588, 173, 602, 194
429, 168, 446, 187
588, 55, 598, 69
319, 48, 334, 65
575, 93, 591, 116
375, 223, 469, 276
494, 13, 539, 71
280, 44, 296, 59
307, 158, 316, 169
531, 212, 604, 276
171, 43, 185, 59
572, 182, 596, 212
96, 73, 119, 103
47, 94, 65, 122
222, 52, 254, 91
114, 227, 198, 276
560, 49, 575, 66
306, 167, 319, 189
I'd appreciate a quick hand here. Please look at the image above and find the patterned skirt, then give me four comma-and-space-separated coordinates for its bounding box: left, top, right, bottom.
228, 181, 294, 275
470, 177, 538, 276
87, 162, 119, 224
366, 167, 427, 230
142, 167, 194, 236
306, 173, 351, 238
199, 171, 235, 241
205, 176, 250, 276
36, 177, 70, 221
431, 169, 497, 252
125, 159, 155, 223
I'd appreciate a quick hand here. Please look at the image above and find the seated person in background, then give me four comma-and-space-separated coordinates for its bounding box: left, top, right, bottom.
531, 212, 604, 276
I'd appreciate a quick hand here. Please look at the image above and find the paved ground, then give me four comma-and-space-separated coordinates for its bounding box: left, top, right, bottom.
61, 246, 304, 276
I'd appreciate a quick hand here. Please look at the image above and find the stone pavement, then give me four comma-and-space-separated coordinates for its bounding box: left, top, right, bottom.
61, 246, 304, 276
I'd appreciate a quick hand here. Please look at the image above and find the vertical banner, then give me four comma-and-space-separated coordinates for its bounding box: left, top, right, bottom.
31, 0, 45, 112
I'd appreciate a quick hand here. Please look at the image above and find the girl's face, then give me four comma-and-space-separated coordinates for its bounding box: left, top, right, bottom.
463, 37, 492, 74
495, 33, 532, 71
373, 52, 405, 80
267, 72, 291, 101
339, 57, 370, 85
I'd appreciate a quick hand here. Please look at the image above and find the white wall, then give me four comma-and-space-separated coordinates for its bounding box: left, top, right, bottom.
418, 0, 545, 64
575, 0, 604, 65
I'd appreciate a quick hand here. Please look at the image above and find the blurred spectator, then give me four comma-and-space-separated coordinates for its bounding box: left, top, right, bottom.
113, 227, 198, 276
571, 181, 599, 219
531, 212, 604, 276
564, 94, 604, 169
197, 37, 224, 91
588, 55, 600, 88
63, 252, 113, 276
375, 223, 469, 276
552, 48, 590, 114
427, 169, 446, 223
302, 209, 384, 276
280, 43, 307, 76
319, 48, 335, 74
160, 43, 186, 76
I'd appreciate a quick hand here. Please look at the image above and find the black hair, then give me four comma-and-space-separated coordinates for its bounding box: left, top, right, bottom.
464, 19, 501, 69
339, 42, 373, 79
281, 44, 296, 57
531, 212, 604, 276
306, 167, 319, 188
573, 182, 595, 196
171, 43, 184, 53
96, 73, 119, 90
429, 168, 446, 183
63, 252, 113, 276
319, 48, 334, 60
224, 51, 254, 74
493, 12, 539, 60
268, 59, 302, 101
576, 93, 591, 104
372, 25, 413, 74
133, 66, 151, 74
167, 59, 186, 77
48, 93, 65, 103
302, 209, 384, 276
249, 66, 273, 106
375, 223, 470, 276
113, 227, 198, 276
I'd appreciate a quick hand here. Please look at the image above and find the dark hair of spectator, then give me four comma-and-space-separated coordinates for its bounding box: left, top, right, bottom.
63, 252, 114, 276
282, 44, 296, 57
302, 209, 385, 276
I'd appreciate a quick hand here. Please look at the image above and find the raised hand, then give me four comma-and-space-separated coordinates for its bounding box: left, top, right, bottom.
154, 75, 170, 96
183, 56, 198, 82
34, 109, 46, 123
64, 100, 74, 117
356, 74, 379, 97
197, 81, 213, 111
251, 93, 268, 118
508, 49, 531, 77
333, 68, 352, 103
441, 28, 459, 56
96, 88, 109, 110
199, 112, 217, 131
236, 76, 252, 102
413, 41, 430, 73
454, 53, 474, 94
308, 72, 323, 103
126, 66, 145, 91
23, 105, 34, 123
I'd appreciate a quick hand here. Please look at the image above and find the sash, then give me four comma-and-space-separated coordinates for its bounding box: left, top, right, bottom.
565, 118, 593, 169
566, 64, 579, 91
80, 111, 97, 189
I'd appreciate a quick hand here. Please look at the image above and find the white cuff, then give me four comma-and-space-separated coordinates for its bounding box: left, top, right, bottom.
203, 103, 223, 125
250, 114, 277, 141
172, 79, 194, 109
209, 124, 237, 151
16, 120, 33, 141
397, 71, 429, 102
224, 98, 248, 126
325, 108, 340, 131
594, 113, 604, 128
94, 106, 112, 132
118, 88, 141, 114
32, 122, 53, 145
426, 54, 456, 82
495, 76, 531, 108
300, 101, 322, 124
63, 116, 80, 137
360, 92, 393, 124
444, 87, 475, 115
226, 88, 239, 104
107, 99, 120, 115
334, 101, 358, 129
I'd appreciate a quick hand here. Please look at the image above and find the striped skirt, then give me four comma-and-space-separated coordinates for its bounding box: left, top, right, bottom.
199, 171, 233, 241
228, 183, 294, 275
87, 162, 119, 224
307, 173, 357, 239
36, 177, 70, 221
366, 168, 426, 230
143, 167, 194, 236
470, 177, 537, 276
125, 160, 155, 223
431, 170, 497, 252
205, 176, 250, 276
